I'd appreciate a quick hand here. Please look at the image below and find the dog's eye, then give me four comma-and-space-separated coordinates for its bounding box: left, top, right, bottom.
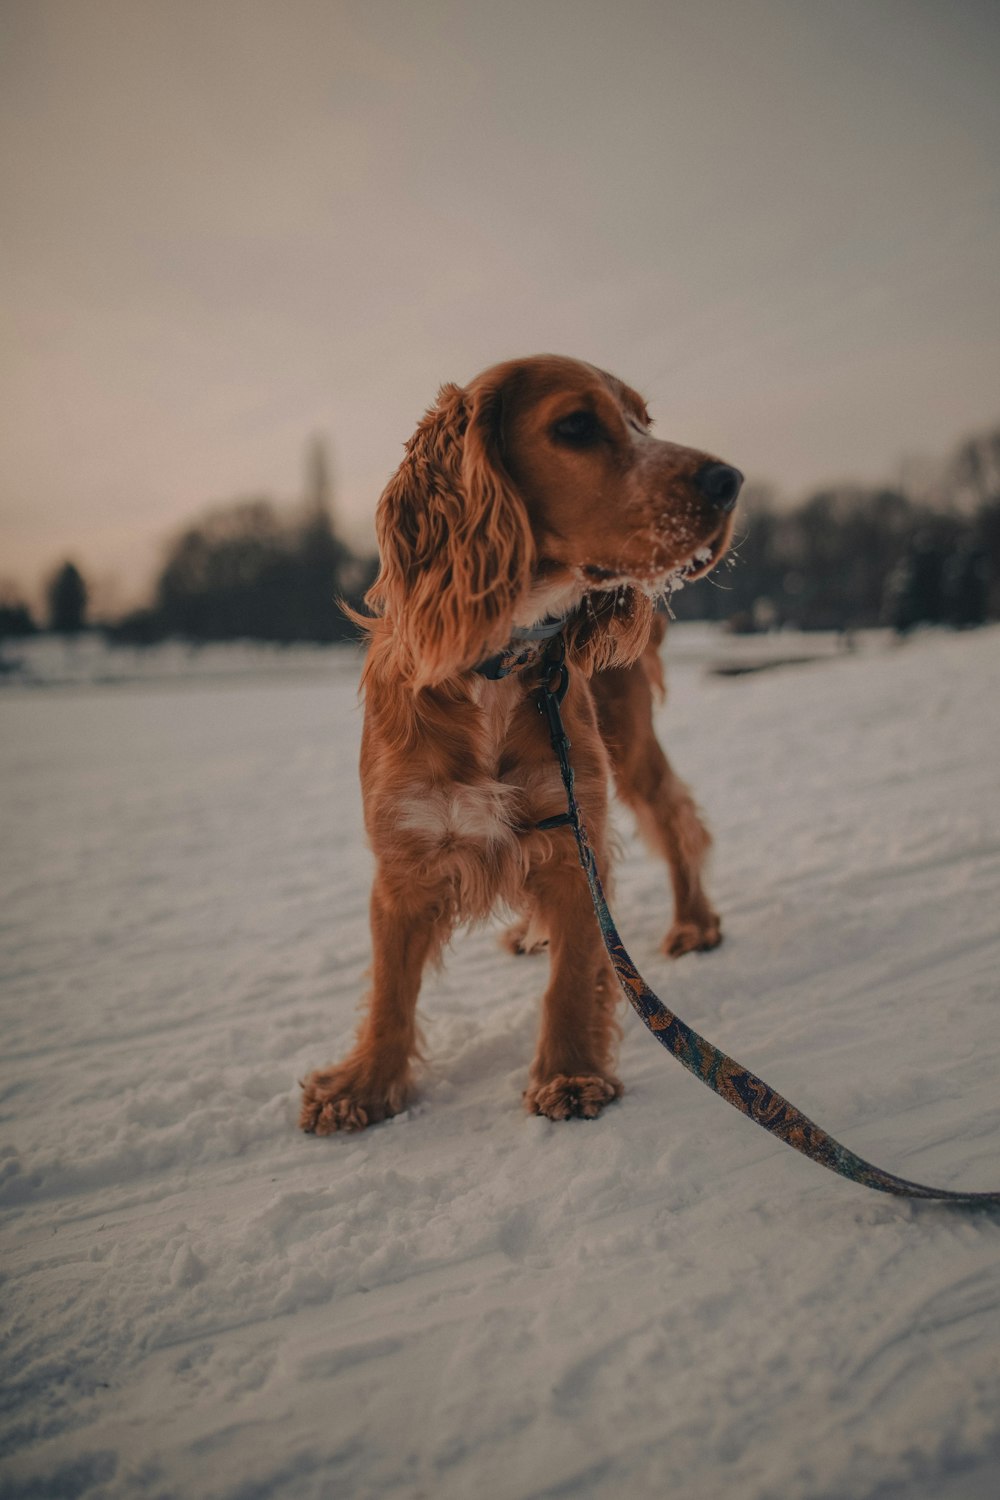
551, 410, 601, 446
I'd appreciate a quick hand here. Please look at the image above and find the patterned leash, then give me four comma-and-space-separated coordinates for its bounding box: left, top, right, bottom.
535, 637, 1000, 1203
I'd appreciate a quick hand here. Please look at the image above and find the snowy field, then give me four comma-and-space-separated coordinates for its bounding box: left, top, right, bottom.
2, 624, 999, 1500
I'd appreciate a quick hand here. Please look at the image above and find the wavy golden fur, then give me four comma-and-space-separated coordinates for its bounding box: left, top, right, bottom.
301, 354, 740, 1133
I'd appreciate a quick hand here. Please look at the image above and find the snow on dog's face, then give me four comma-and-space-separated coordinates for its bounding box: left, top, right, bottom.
491, 354, 741, 599
367, 353, 741, 686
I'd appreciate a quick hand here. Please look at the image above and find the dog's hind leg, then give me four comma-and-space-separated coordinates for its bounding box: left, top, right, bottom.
626, 748, 721, 957
593, 637, 722, 959
499, 906, 549, 956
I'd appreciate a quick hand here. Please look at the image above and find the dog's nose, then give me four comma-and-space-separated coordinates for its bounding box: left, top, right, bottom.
694, 462, 743, 512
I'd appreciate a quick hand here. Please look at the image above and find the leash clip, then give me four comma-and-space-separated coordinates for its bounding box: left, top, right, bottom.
537, 636, 571, 751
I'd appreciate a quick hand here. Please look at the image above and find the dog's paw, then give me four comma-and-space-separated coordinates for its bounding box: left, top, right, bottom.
523, 1073, 623, 1121
662, 915, 722, 958
298, 1065, 409, 1136
500, 919, 549, 957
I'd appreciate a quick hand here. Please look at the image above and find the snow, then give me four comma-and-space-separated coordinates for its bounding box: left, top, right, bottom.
2, 625, 999, 1500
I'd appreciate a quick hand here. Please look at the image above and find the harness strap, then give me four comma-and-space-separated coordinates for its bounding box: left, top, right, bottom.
536, 637, 1000, 1204
474, 613, 571, 681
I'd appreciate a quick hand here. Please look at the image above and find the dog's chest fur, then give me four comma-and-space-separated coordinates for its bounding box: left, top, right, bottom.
388, 674, 566, 914
394, 676, 526, 848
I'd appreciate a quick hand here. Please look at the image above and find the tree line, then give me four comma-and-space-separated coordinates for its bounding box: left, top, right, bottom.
661, 421, 1000, 633
1, 499, 376, 647
107, 496, 376, 646
670, 478, 998, 633
2, 424, 998, 645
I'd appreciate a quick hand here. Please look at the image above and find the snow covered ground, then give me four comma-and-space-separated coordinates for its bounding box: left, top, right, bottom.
2, 624, 999, 1500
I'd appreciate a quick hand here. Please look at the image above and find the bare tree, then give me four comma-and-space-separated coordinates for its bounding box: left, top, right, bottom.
47, 561, 88, 635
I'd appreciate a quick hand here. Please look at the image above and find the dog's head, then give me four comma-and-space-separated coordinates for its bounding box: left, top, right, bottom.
368, 354, 741, 687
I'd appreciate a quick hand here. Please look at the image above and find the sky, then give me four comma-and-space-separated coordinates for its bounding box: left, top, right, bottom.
2, 0, 999, 610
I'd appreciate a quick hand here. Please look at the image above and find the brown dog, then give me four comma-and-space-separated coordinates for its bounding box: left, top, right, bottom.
300, 355, 740, 1133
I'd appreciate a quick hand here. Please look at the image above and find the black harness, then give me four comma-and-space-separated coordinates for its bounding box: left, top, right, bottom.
473, 614, 570, 681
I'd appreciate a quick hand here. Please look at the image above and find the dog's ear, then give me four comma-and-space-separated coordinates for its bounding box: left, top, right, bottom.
367, 379, 534, 688
564, 587, 655, 674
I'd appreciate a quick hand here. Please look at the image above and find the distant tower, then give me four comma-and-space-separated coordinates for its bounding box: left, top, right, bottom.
305, 434, 334, 525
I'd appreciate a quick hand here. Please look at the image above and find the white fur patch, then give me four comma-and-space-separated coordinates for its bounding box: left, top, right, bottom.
395, 780, 518, 846
511, 576, 584, 629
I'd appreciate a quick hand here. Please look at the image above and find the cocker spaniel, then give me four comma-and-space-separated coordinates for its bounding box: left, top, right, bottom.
300, 354, 741, 1132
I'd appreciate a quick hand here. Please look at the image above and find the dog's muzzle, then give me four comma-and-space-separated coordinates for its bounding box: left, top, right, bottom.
694, 463, 743, 512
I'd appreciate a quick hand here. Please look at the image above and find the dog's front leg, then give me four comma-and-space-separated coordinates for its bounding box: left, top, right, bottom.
299, 875, 448, 1135
522, 835, 623, 1122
